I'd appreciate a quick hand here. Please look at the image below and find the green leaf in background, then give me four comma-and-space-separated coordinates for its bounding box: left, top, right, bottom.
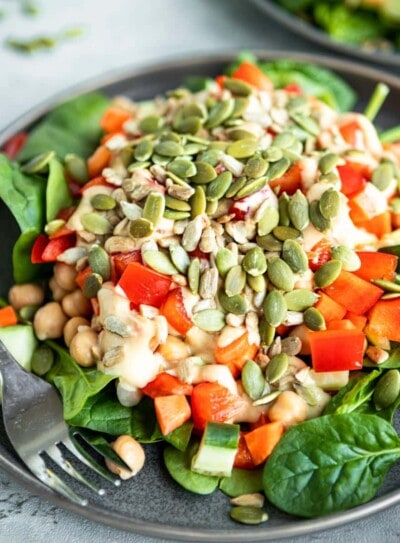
263, 414, 400, 518
46, 157, 73, 222
18, 92, 109, 161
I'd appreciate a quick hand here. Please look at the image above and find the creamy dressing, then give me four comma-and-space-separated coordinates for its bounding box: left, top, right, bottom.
66, 185, 114, 232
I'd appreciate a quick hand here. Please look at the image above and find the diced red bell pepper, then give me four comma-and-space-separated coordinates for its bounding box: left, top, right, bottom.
79, 176, 114, 194
191, 382, 244, 431
118, 262, 172, 308
356, 211, 392, 238
75, 266, 93, 289
154, 395, 191, 436
233, 433, 256, 470
338, 120, 361, 147
48, 225, 75, 240
141, 372, 193, 398
366, 298, 400, 343
3, 132, 28, 159
314, 292, 347, 322
40, 234, 76, 263
31, 234, 50, 264
56, 205, 76, 222
283, 83, 303, 95
161, 288, 192, 336
215, 332, 259, 378
112, 251, 142, 277
307, 239, 331, 271
100, 107, 131, 134
354, 251, 398, 282
269, 162, 302, 196
244, 421, 284, 466
337, 162, 369, 197
231, 61, 273, 92
308, 329, 365, 372
0, 305, 18, 327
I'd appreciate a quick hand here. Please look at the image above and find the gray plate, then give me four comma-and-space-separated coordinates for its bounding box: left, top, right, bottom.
1, 51, 400, 542
251, 0, 400, 67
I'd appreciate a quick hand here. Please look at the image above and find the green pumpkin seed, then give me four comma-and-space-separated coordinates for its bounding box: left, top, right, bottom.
223, 77, 253, 96
373, 370, 400, 409
288, 190, 309, 231
191, 162, 217, 184
169, 243, 190, 274
309, 199, 331, 232
216, 248, 236, 277
284, 289, 319, 311
244, 156, 269, 179
206, 98, 235, 128
159, 131, 181, 144
197, 149, 222, 166
218, 290, 248, 315
303, 307, 326, 331
257, 206, 280, 236
263, 290, 287, 327
188, 258, 200, 294
247, 273, 267, 293
229, 505, 266, 526
231, 97, 249, 118
242, 360, 265, 400
21, 150, 55, 174
82, 272, 103, 298
167, 158, 197, 178
278, 193, 290, 226
263, 146, 283, 162
371, 279, 400, 293
235, 176, 267, 199
154, 141, 184, 157
134, 139, 154, 162
282, 239, 308, 273
65, 153, 89, 184
193, 309, 225, 332
331, 245, 361, 271
139, 115, 163, 133
272, 225, 301, 241
290, 112, 319, 136
227, 138, 259, 159
287, 95, 309, 114
81, 213, 112, 235
88, 245, 111, 280
206, 171, 233, 201
181, 102, 207, 119
319, 153, 341, 175
258, 318, 275, 345
127, 161, 152, 172
252, 390, 281, 406
31, 345, 54, 376
225, 265, 247, 296
44, 219, 66, 236
90, 193, 116, 211
163, 209, 191, 220
266, 352, 289, 384
129, 218, 154, 238
175, 116, 203, 135
165, 196, 191, 211
206, 199, 219, 216
314, 259, 342, 288
151, 153, 170, 166
273, 132, 295, 149
372, 163, 393, 191
267, 257, 294, 291
184, 142, 207, 155
256, 234, 282, 252
225, 176, 248, 198
227, 128, 257, 141
190, 186, 207, 218
142, 250, 178, 275
142, 193, 165, 226
319, 189, 340, 220
242, 247, 267, 276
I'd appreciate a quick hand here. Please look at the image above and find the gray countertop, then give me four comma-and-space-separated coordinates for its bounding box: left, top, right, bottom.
1, 0, 400, 541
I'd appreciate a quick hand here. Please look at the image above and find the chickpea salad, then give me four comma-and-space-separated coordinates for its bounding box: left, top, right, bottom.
2, 55, 400, 524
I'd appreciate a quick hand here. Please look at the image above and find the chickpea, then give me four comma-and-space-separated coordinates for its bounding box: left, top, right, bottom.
157, 335, 190, 362
105, 435, 145, 479
268, 390, 308, 429
9, 283, 45, 311
53, 262, 78, 291
33, 302, 68, 340
69, 327, 98, 367
63, 316, 90, 347
49, 276, 69, 302
61, 289, 92, 317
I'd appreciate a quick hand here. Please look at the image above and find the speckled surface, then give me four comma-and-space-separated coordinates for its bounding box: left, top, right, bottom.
1, 1, 400, 542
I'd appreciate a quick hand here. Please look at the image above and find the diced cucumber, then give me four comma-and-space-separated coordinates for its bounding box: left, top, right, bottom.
310, 369, 349, 391
191, 422, 240, 478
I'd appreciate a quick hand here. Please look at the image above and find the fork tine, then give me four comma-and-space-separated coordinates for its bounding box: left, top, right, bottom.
26, 454, 88, 506
45, 444, 106, 496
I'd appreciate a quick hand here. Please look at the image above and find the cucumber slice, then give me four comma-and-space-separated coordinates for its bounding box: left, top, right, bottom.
191, 422, 240, 478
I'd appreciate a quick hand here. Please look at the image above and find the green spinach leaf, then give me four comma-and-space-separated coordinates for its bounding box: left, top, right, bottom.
263, 414, 400, 518
364, 347, 400, 369
219, 467, 264, 497
324, 370, 381, 415
12, 227, 45, 283
164, 421, 193, 452
46, 158, 73, 222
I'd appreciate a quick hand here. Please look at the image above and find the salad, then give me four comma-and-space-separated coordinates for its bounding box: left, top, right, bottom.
1, 55, 400, 525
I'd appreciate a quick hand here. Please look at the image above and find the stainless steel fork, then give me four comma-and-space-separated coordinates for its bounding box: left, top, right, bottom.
0, 340, 121, 505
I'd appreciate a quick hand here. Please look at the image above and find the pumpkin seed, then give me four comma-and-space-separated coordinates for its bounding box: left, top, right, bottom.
309, 199, 331, 232
206, 171, 233, 201
227, 128, 257, 141
65, 153, 89, 184
267, 257, 294, 291
129, 218, 154, 238
242, 247, 267, 276
134, 139, 154, 162
206, 98, 235, 128
278, 193, 290, 226
44, 219, 65, 236
319, 189, 340, 220
319, 152, 341, 174
288, 190, 309, 230
139, 115, 163, 133
198, 149, 222, 166
88, 245, 111, 280
235, 176, 267, 199
21, 150, 55, 174
253, 390, 281, 406
218, 290, 248, 315
282, 239, 308, 273
167, 158, 197, 178
266, 352, 289, 384
184, 142, 207, 155
272, 225, 301, 241
231, 97, 249, 118
373, 370, 400, 409
257, 206, 279, 236
273, 132, 295, 149
199, 268, 219, 299
230, 493, 265, 508
169, 243, 190, 274
105, 235, 137, 254
206, 199, 219, 216
247, 274, 267, 293
188, 258, 200, 294
182, 102, 207, 119
314, 259, 342, 288
258, 317, 275, 345
190, 186, 207, 218
191, 162, 217, 184
371, 279, 400, 293
281, 336, 302, 356
175, 116, 203, 135
82, 272, 103, 298
290, 112, 319, 136
263, 290, 287, 327
164, 209, 191, 220
303, 307, 326, 331
284, 289, 318, 311
81, 213, 112, 235
223, 77, 253, 96
104, 315, 132, 338
151, 153, 170, 166
263, 146, 283, 162
193, 309, 225, 332
226, 138, 258, 160
230, 505, 268, 525
244, 156, 269, 179
31, 345, 54, 376
127, 161, 151, 172
225, 176, 248, 198
165, 196, 191, 211
182, 215, 204, 251
331, 245, 361, 271
372, 163, 393, 191
142, 250, 178, 275
90, 193, 116, 211
154, 141, 184, 157
225, 265, 247, 297
216, 248, 236, 277
287, 95, 309, 114
256, 234, 282, 252
242, 360, 265, 400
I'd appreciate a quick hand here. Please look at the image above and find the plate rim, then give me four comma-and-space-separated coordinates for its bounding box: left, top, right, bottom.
2, 49, 400, 541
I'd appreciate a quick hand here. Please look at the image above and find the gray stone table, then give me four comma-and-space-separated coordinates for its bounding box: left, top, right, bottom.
1, 0, 400, 541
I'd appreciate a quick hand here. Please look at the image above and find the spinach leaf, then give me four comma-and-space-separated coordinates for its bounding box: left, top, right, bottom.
219, 467, 264, 497
364, 347, 400, 369
18, 92, 109, 162
164, 421, 193, 452
163, 441, 219, 495
12, 227, 45, 283
323, 370, 381, 415
46, 341, 114, 420
46, 158, 73, 222
0, 153, 45, 232
263, 414, 400, 518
